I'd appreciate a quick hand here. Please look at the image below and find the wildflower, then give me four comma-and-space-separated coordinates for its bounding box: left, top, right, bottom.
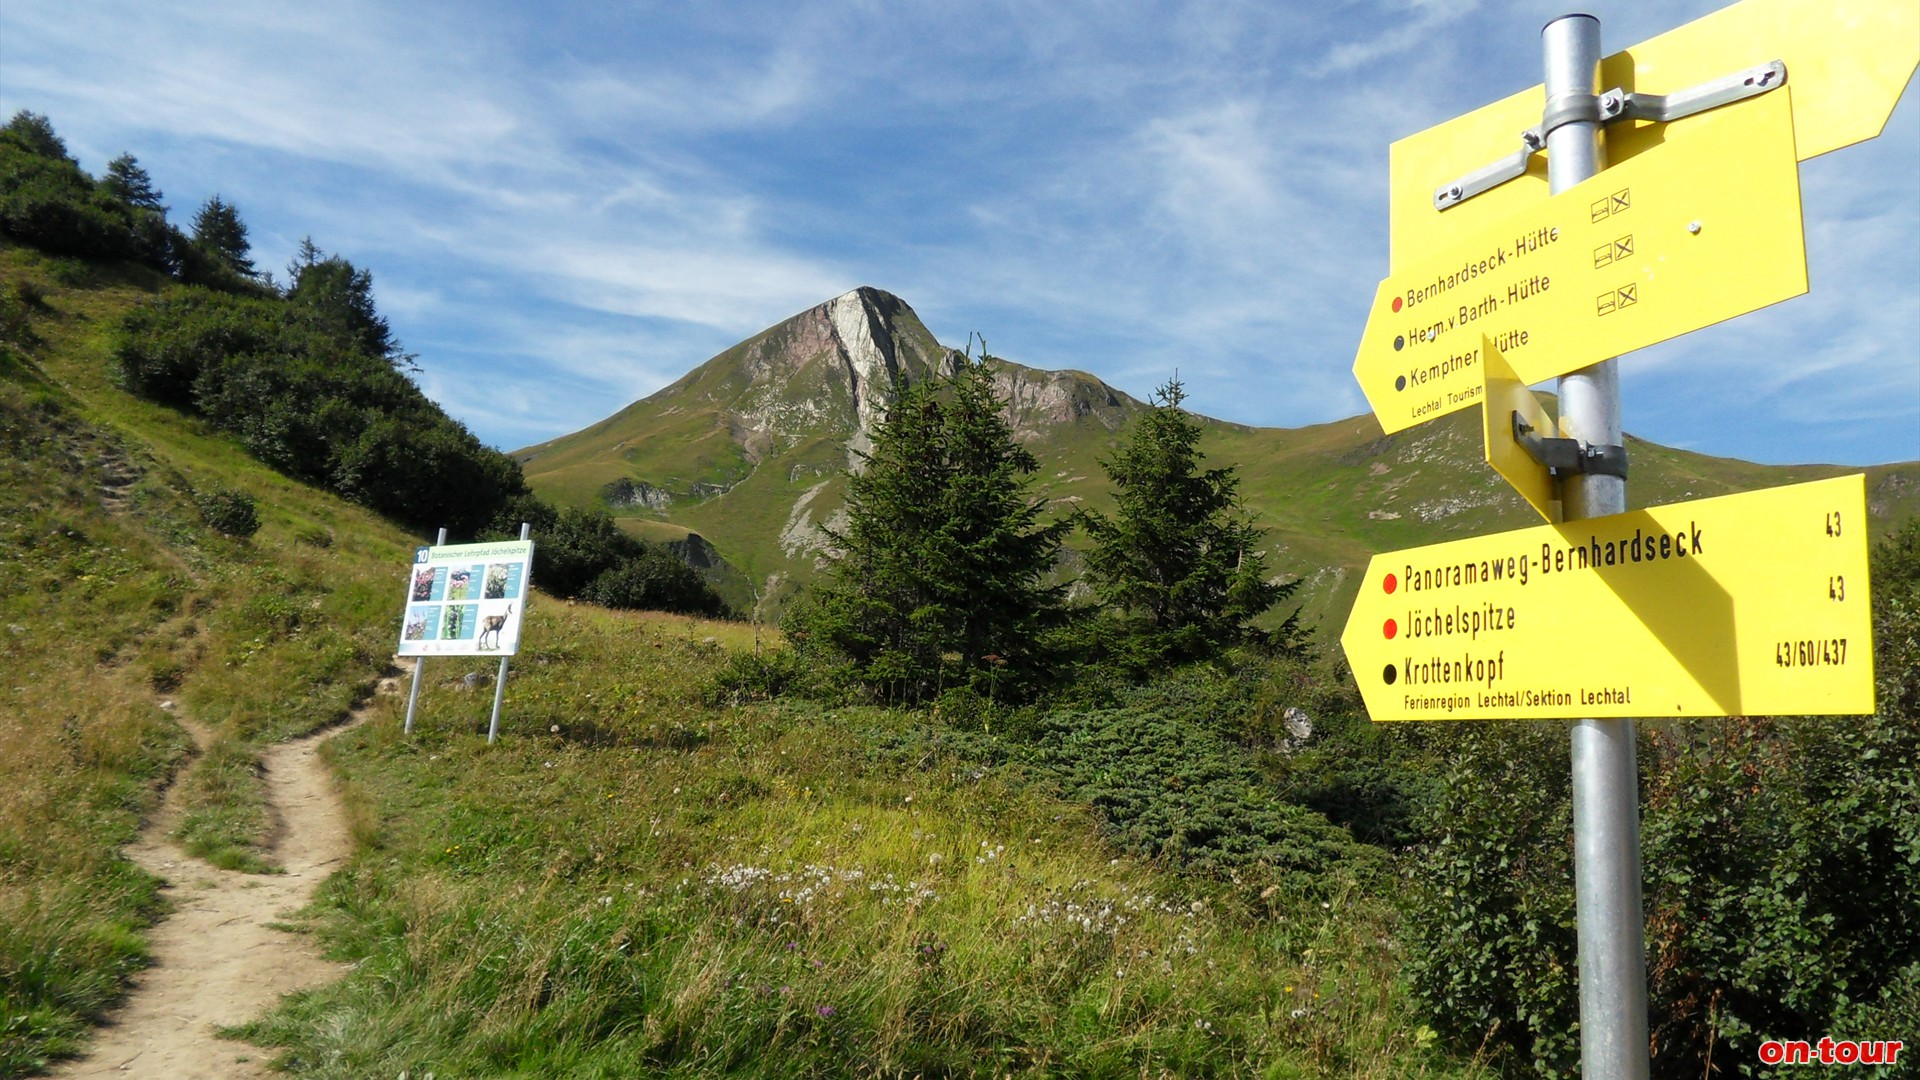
816, 1005, 836, 1018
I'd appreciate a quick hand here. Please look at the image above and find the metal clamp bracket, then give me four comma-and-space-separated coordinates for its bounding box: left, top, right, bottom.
1513, 413, 1628, 479
1434, 60, 1787, 211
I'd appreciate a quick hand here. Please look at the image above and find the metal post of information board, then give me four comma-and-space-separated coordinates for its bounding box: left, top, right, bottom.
403, 526, 448, 736
1543, 14, 1649, 1079
485, 522, 529, 745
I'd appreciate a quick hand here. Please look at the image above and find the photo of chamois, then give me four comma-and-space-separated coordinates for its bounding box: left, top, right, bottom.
477, 604, 514, 650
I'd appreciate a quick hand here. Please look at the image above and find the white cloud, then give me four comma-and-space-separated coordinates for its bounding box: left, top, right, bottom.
1, 0, 1913, 464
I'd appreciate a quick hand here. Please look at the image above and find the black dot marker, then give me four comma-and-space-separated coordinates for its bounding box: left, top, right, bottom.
1383, 664, 1398, 685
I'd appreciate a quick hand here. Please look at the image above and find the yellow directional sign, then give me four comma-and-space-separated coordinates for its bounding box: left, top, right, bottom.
1480, 337, 1557, 523
1356, 89, 1804, 435
1340, 474, 1874, 722
1389, 0, 1919, 270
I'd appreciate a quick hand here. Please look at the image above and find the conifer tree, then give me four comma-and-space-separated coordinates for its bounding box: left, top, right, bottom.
1081, 377, 1296, 668
191, 195, 255, 278
1, 110, 72, 162
102, 153, 165, 212
788, 352, 1068, 703
287, 236, 401, 363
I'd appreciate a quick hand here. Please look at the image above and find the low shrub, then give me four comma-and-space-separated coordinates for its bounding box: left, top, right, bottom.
1405, 521, 1920, 1076
580, 544, 729, 617
193, 484, 258, 538
1025, 703, 1357, 890
703, 648, 809, 706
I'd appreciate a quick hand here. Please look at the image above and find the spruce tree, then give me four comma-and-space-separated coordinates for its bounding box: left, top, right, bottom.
287, 237, 401, 363
191, 195, 255, 278
1082, 377, 1296, 669
102, 153, 166, 212
789, 353, 1068, 703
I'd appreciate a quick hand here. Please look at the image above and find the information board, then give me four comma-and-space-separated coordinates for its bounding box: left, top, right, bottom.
396, 540, 534, 656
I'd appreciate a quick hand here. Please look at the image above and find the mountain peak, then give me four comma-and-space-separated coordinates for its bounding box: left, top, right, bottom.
819, 287, 943, 458
514, 286, 1148, 538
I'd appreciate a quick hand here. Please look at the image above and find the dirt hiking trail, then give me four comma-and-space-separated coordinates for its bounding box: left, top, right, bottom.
52, 682, 394, 1079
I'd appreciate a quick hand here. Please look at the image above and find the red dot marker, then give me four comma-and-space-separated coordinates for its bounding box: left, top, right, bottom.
1383, 573, 1398, 595
1391, 296, 1403, 313
1383, 618, 1398, 639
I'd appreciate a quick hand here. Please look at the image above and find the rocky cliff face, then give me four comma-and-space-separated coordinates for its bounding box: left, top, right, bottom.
993, 365, 1136, 442
680, 286, 1138, 465
718, 286, 960, 467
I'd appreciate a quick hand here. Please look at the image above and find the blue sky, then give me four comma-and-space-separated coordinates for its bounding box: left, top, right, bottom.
3, 0, 1915, 465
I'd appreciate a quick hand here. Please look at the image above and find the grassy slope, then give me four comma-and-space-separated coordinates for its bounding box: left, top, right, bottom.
10, 244, 1912, 1077
0, 243, 414, 1074
239, 608, 1482, 1079
0, 245, 1496, 1077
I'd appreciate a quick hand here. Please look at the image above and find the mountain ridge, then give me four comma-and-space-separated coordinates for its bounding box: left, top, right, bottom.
516, 288, 1920, 630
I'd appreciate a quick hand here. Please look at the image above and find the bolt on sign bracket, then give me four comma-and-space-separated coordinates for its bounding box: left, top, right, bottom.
1434, 60, 1788, 211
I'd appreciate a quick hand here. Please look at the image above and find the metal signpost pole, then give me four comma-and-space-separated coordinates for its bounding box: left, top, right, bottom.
485, 522, 529, 745
403, 526, 448, 736
1543, 14, 1649, 1079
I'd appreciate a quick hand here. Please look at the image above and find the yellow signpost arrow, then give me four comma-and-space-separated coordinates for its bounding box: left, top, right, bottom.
1480, 336, 1557, 523
1340, 474, 1874, 722
1353, 5, 1911, 1066
1388, 0, 1919, 271
1356, 88, 1806, 435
